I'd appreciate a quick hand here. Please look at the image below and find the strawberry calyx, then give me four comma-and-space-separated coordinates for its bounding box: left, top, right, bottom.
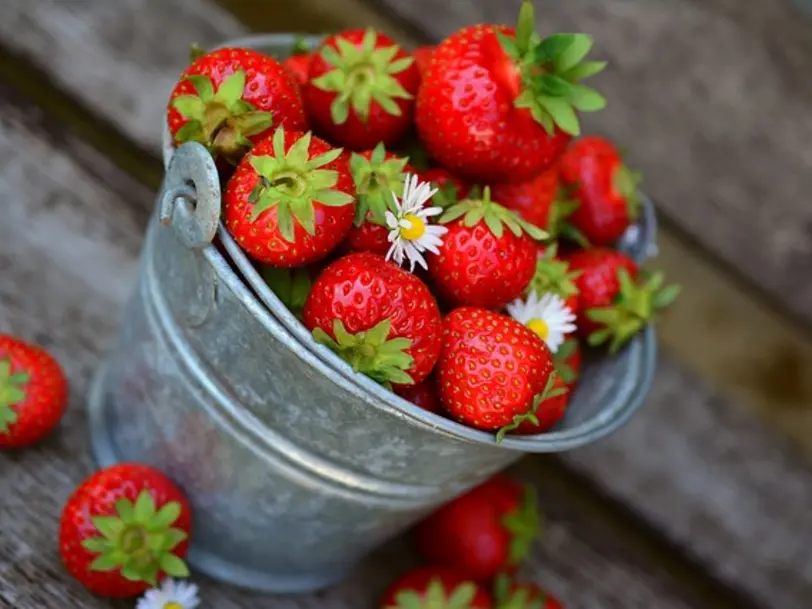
81, 489, 189, 586
586, 269, 681, 353
527, 244, 581, 302
289, 36, 312, 56
312, 318, 415, 388
493, 576, 547, 609
439, 186, 548, 241
495, 372, 567, 443
188, 43, 205, 63
171, 70, 275, 163
497, 0, 607, 136
501, 484, 542, 565
552, 339, 578, 385
388, 577, 479, 609
0, 357, 28, 433
613, 162, 644, 222
311, 28, 415, 124
547, 185, 590, 247
349, 142, 410, 226
261, 266, 313, 318
246, 127, 354, 242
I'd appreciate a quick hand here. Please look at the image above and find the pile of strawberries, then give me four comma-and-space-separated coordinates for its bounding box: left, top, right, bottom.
166, 0, 678, 438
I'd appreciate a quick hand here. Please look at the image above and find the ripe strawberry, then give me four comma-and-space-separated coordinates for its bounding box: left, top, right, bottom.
59, 463, 192, 598
566, 248, 680, 352
223, 127, 356, 267
396, 377, 442, 414
306, 28, 420, 150
560, 136, 643, 246
168, 47, 308, 164
282, 37, 313, 86
413, 45, 434, 80
437, 307, 558, 437
416, 1, 606, 183
493, 577, 563, 609
381, 566, 493, 609
0, 335, 68, 449
413, 474, 540, 581
303, 252, 443, 387
344, 143, 413, 256
428, 187, 546, 310
525, 244, 581, 314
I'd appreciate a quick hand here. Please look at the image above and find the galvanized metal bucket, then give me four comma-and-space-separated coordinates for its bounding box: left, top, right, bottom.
86, 33, 658, 595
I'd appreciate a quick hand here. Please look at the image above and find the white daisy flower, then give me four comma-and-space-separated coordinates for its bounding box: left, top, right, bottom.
506, 290, 577, 353
385, 173, 448, 272
136, 578, 200, 609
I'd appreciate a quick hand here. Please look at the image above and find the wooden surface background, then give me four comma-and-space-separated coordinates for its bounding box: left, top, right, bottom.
2, 1, 812, 608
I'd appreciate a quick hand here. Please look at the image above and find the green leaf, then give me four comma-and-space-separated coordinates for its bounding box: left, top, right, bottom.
114, 498, 135, 524
184, 74, 215, 101
371, 90, 401, 116
539, 96, 580, 136
150, 501, 181, 530
563, 60, 607, 81
307, 147, 344, 169
330, 98, 350, 125
286, 130, 312, 165
537, 75, 573, 97
80, 537, 110, 553
554, 33, 593, 72
319, 45, 343, 68
276, 204, 296, 242
514, 0, 536, 56
159, 554, 190, 578
387, 57, 414, 74
439, 202, 470, 224
291, 198, 317, 235
171, 95, 205, 120
496, 31, 520, 59
316, 189, 355, 207
133, 491, 157, 523
533, 33, 574, 64
312, 327, 339, 350
272, 126, 287, 160
653, 284, 681, 309
91, 515, 124, 540
89, 554, 121, 572
484, 213, 504, 238
568, 85, 607, 112
160, 528, 189, 552
214, 70, 246, 107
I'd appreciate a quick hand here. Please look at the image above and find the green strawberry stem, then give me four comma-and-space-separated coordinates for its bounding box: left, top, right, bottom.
188, 43, 206, 63
495, 372, 567, 443
501, 484, 542, 565
289, 36, 312, 56
312, 319, 415, 388
81, 489, 189, 586
0, 357, 28, 433
390, 578, 478, 609
614, 162, 644, 222
311, 28, 415, 124
527, 244, 582, 302
171, 69, 276, 162
552, 338, 578, 385
586, 268, 681, 354
496, 0, 607, 136
546, 187, 591, 248
261, 266, 313, 318
350, 142, 410, 226
493, 577, 548, 609
246, 127, 354, 242
439, 187, 548, 242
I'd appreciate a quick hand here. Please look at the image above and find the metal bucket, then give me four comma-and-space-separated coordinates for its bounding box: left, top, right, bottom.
86, 33, 658, 595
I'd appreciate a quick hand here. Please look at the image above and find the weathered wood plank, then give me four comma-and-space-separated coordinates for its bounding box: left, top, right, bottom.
0, 87, 700, 609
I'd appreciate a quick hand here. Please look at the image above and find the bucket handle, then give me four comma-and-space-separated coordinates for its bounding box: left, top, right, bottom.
159, 142, 222, 250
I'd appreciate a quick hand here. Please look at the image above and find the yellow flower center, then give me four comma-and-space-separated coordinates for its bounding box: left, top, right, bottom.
400, 214, 426, 241
164, 603, 184, 609
527, 318, 549, 340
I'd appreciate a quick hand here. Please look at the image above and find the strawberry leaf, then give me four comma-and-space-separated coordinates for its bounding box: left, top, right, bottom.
501, 484, 542, 565
496, 372, 560, 442
0, 357, 28, 433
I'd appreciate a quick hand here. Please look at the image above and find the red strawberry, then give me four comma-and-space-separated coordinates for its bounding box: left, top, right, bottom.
413, 45, 434, 80
303, 252, 443, 387
344, 143, 414, 256
566, 248, 680, 352
413, 474, 540, 581
493, 577, 563, 609
422, 167, 470, 206
59, 463, 192, 598
560, 136, 643, 246
553, 338, 581, 390
381, 566, 493, 609
306, 28, 420, 151
525, 244, 581, 314
223, 127, 356, 267
416, 1, 606, 183
0, 335, 68, 449
436, 307, 558, 437
168, 47, 308, 164
428, 187, 546, 310
396, 377, 442, 414
282, 37, 313, 86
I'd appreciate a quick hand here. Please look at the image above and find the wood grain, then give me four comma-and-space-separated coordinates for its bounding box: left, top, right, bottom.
0, 88, 700, 609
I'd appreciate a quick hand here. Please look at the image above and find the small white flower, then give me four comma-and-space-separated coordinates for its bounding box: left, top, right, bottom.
506, 290, 577, 353
384, 173, 448, 272
136, 578, 200, 609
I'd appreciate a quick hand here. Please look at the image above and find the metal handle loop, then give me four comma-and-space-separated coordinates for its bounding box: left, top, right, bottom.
159, 142, 222, 250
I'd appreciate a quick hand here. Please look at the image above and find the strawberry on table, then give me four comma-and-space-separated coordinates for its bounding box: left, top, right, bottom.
566, 247, 680, 352
493, 577, 563, 609
381, 566, 493, 609
168, 47, 308, 164
303, 252, 443, 387
560, 136, 643, 246
223, 127, 356, 267
0, 335, 68, 449
413, 474, 540, 581
305, 28, 420, 150
395, 377, 443, 414
416, 0, 606, 183
428, 187, 547, 310
526, 244, 582, 315
282, 37, 314, 86
59, 463, 192, 598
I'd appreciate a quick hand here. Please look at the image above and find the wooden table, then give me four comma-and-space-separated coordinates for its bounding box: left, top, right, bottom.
2, 1, 812, 607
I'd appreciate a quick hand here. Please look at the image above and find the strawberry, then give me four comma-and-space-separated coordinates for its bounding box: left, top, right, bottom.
422, 167, 469, 206
396, 377, 442, 414
344, 143, 414, 256
303, 252, 443, 387
428, 187, 546, 310
223, 127, 356, 267
436, 307, 560, 438
413, 45, 434, 80
0, 335, 68, 449
553, 338, 581, 390
560, 136, 643, 246
566, 248, 680, 352
416, 1, 606, 183
282, 37, 313, 86
381, 566, 493, 609
168, 47, 308, 164
413, 474, 540, 581
59, 463, 192, 598
306, 28, 420, 150
493, 577, 563, 609
525, 244, 581, 314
